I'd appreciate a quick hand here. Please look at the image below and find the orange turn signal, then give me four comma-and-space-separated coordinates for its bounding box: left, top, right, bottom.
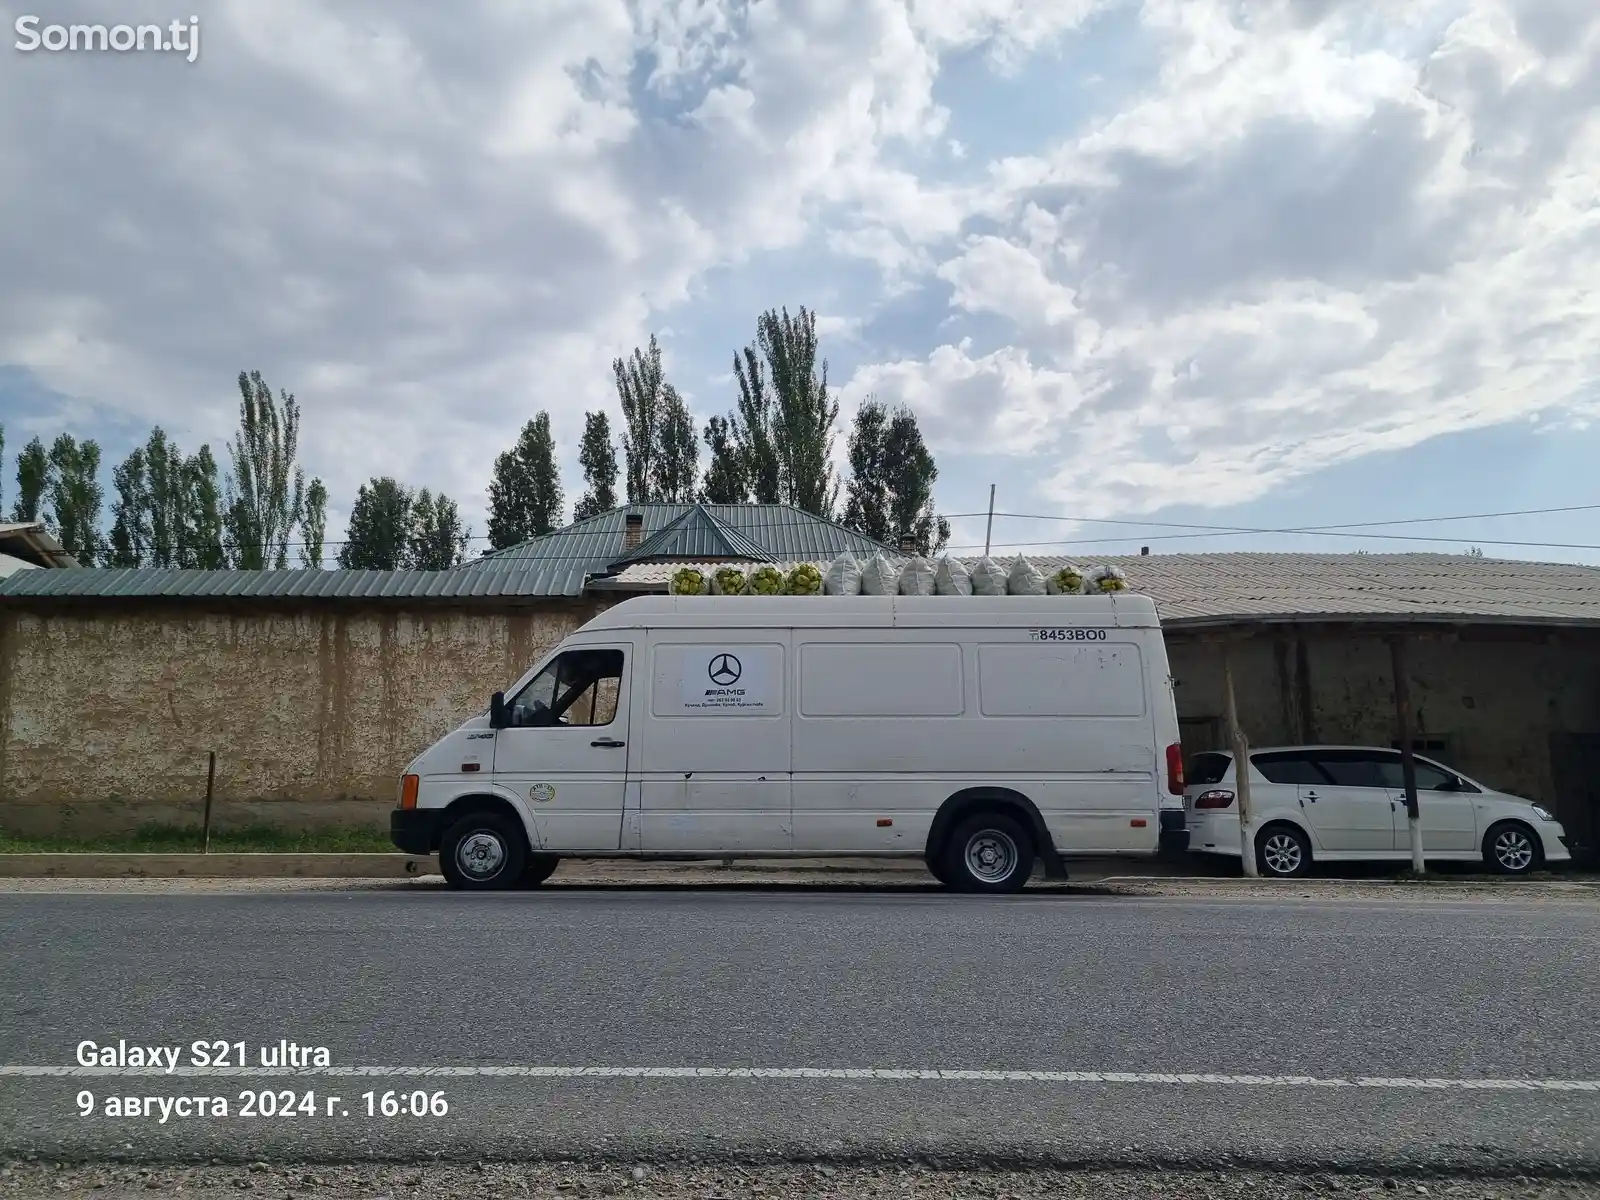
876, 818, 893, 827
400, 774, 419, 810
1130, 817, 1148, 828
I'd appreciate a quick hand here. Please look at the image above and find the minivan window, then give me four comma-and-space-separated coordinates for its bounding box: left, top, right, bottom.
1187, 752, 1232, 785
1251, 751, 1328, 785
1313, 750, 1396, 789
511, 648, 624, 728
1373, 756, 1461, 792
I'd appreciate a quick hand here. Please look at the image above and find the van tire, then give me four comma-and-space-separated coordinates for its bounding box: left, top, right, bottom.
439, 811, 527, 891
521, 855, 561, 887
944, 811, 1034, 894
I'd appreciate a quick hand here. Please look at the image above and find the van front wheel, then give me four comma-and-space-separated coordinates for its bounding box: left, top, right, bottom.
440, 812, 527, 891
944, 812, 1034, 894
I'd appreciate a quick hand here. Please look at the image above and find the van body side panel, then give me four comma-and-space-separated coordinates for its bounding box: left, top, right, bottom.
636, 635, 793, 852
790, 623, 1164, 856
791, 634, 964, 853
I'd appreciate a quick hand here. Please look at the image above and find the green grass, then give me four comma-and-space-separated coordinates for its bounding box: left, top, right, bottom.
0, 823, 396, 854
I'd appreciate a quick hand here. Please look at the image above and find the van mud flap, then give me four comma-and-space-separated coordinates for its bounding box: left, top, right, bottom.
1040, 847, 1069, 880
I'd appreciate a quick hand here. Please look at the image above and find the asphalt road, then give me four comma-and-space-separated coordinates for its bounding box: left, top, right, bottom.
1, 889, 1598, 1173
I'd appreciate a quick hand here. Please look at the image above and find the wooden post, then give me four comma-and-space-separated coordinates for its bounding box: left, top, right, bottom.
983, 484, 996, 557
1389, 635, 1425, 874
202, 751, 216, 854
1221, 643, 1258, 877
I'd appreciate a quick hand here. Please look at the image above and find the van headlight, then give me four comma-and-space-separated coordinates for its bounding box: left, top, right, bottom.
1530, 804, 1556, 822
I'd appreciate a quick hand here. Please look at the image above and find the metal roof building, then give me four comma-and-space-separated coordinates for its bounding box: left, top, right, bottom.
602, 552, 1600, 630
0, 503, 897, 602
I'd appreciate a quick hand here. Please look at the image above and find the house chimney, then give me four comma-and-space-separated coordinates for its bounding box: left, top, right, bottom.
623, 512, 644, 552
897, 533, 917, 555
1140, 546, 1149, 556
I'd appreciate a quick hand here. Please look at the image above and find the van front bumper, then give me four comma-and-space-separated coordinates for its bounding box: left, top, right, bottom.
391, 808, 441, 856
1158, 808, 1189, 856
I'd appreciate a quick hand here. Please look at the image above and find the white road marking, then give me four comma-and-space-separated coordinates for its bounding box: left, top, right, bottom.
2, 1066, 1597, 1090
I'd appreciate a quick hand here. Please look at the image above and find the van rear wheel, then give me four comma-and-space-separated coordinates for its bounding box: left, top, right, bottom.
521, 855, 560, 887
440, 811, 527, 891
944, 812, 1034, 894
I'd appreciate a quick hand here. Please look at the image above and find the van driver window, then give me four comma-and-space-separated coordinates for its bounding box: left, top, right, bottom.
510, 649, 624, 728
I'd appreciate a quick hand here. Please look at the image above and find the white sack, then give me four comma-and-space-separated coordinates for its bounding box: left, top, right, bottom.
822, 553, 862, 596
971, 556, 1008, 596
860, 551, 900, 596
933, 556, 973, 596
1006, 554, 1047, 596
898, 556, 935, 595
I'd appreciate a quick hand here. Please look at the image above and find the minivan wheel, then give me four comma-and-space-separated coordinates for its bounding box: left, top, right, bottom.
1255, 823, 1311, 878
1483, 821, 1541, 876
439, 811, 527, 891
521, 855, 561, 887
944, 812, 1035, 894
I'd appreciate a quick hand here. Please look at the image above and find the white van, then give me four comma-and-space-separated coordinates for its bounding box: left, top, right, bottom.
391, 593, 1187, 892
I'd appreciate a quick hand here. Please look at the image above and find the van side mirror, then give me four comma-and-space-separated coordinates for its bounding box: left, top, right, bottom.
489, 691, 508, 729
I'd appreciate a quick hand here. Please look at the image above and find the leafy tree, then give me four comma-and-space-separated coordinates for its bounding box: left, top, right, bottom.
573, 411, 619, 522
487, 412, 563, 550
141, 429, 190, 568
0, 423, 4, 512
11, 436, 49, 523
338, 477, 413, 570
841, 399, 891, 544
730, 345, 780, 504
701, 413, 746, 505
653, 386, 698, 503
759, 306, 839, 516
46, 434, 105, 564
299, 478, 328, 568
107, 446, 150, 568
410, 488, 468, 569
841, 398, 949, 555
224, 370, 306, 569
614, 335, 671, 504
182, 446, 226, 569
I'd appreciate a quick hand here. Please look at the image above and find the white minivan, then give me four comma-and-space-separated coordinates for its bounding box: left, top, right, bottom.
1185, 745, 1572, 877
392, 593, 1188, 892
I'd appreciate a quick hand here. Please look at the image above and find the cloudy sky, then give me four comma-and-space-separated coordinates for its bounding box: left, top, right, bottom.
2, 0, 1597, 564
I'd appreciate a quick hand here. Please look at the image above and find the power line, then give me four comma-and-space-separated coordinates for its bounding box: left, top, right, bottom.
939, 502, 1600, 537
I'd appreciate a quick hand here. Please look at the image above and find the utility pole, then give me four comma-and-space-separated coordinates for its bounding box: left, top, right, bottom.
983, 484, 996, 557
1390, 635, 1426, 874
1221, 643, 1258, 877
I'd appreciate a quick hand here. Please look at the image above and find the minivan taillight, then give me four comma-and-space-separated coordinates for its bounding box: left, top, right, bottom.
1165, 743, 1184, 795
1194, 789, 1235, 809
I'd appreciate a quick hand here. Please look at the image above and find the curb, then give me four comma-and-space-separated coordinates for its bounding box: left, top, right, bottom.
0, 853, 437, 878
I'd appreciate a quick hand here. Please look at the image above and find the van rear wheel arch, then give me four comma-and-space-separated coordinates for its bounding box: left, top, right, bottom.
926, 788, 1060, 880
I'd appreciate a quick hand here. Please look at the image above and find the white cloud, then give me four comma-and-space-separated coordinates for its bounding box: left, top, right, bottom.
843, 0, 1600, 518
1, 0, 1596, 553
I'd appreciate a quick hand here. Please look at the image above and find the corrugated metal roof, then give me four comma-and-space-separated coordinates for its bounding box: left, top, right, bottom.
604, 552, 1600, 628
475, 503, 892, 569
0, 561, 592, 600
0, 521, 78, 569
618, 505, 773, 565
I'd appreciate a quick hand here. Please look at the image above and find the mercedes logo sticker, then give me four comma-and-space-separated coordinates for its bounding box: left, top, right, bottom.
708, 653, 742, 686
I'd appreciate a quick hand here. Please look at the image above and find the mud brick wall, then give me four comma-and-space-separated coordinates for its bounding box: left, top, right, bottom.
0, 598, 600, 836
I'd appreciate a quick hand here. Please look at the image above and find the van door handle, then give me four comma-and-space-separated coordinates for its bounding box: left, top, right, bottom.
1305, 791, 1317, 802
590, 738, 625, 749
